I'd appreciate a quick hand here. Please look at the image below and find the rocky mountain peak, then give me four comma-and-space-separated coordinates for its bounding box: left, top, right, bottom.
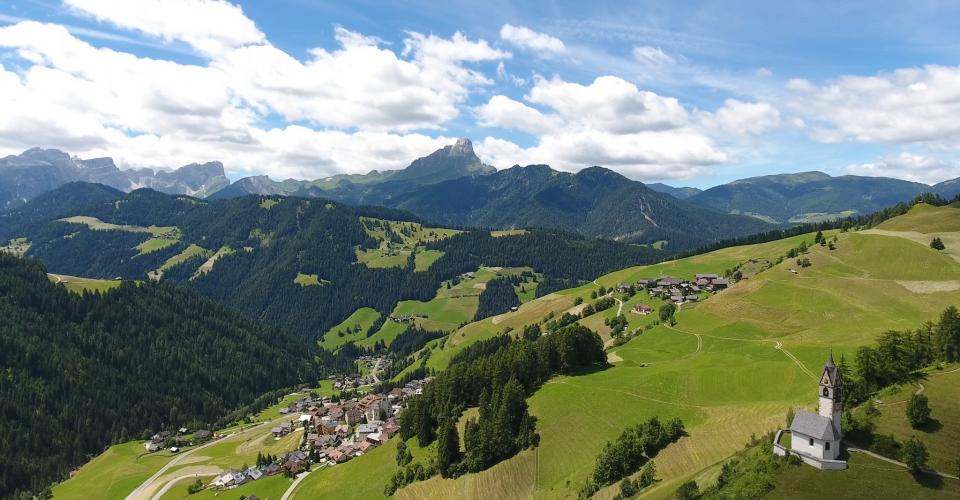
449, 138, 475, 156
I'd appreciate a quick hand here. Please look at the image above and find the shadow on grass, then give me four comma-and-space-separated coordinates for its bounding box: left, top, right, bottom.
917, 418, 943, 433
565, 362, 613, 378
912, 469, 945, 490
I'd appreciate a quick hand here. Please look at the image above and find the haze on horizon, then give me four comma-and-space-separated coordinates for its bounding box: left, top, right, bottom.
1, 0, 959, 189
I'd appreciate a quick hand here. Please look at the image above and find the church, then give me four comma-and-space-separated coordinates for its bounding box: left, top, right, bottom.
772, 354, 848, 470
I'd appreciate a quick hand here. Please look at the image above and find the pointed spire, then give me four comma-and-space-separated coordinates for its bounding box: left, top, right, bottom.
826, 350, 835, 368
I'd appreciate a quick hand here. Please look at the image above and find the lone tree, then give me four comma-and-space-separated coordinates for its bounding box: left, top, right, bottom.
660, 302, 677, 323
902, 437, 929, 472
906, 393, 932, 428
931, 237, 946, 250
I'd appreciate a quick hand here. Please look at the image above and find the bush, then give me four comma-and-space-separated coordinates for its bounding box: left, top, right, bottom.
675, 480, 700, 500
906, 394, 931, 428
902, 437, 929, 472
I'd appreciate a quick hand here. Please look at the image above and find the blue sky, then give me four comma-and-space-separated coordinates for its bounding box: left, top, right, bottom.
1, 0, 959, 188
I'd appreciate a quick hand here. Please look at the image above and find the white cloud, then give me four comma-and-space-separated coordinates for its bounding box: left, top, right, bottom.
632, 45, 675, 67
0, 18, 499, 178
789, 65, 960, 145
474, 95, 558, 135
63, 0, 264, 57
496, 61, 525, 86
499, 24, 565, 55
528, 75, 689, 134
698, 99, 781, 136
846, 153, 960, 185
474, 75, 729, 179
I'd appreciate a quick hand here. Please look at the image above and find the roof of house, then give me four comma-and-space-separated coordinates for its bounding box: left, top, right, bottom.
790, 409, 839, 441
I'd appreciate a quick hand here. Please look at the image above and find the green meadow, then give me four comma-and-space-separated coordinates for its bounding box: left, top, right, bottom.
48, 273, 122, 294
51, 441, 178, 500
322, 308, 382, 350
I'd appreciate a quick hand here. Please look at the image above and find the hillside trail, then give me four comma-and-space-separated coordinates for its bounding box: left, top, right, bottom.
846, 446, 960, 480
664, 324, 816, 379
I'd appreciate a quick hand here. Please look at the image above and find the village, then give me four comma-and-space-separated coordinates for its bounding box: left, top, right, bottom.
142, 376, 432, 491
625, 273, 731, 315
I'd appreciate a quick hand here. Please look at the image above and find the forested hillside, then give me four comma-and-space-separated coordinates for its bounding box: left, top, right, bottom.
1, 183, 663, 341
0, 254, 315, 498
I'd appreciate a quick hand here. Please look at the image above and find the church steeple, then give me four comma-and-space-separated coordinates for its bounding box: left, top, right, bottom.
818, 352, 842, 422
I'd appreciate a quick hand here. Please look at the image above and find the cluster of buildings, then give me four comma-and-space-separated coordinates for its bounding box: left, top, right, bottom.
639, 274, 729, 305
210, 450, 308, 487
144, 427, 212, 453
330, 373, 376, 391
357, 355, 391, 374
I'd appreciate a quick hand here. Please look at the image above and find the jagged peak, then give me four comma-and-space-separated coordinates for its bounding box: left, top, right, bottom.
449, 138, 474, 156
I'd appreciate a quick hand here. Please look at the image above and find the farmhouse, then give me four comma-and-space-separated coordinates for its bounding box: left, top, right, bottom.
773, 354, 847, 470
632, 303, 653, 315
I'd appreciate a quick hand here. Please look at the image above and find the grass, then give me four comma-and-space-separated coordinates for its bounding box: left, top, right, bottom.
0, 237, 31, 256
414, 249, 445, 271
159, 473, 291, 500
60, 216, 182, 256
195, 245, 234, 276
389, 208, 960, 499
359, 320, 408, 348
158, 244, 210, 272
877, 204, 960, 233
51, 441, 179, 500
260, 198, 280, 209
294, 272, 329, 287
48, 273, 122, 294
768, 451, 960, 499
865, 364, 960, 472
321, 308, 381, 350
135, 237, 179, 255
291, 437, 434, 499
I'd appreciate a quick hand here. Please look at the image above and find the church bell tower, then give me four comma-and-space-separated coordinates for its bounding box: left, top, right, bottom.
818, 352, 843, 423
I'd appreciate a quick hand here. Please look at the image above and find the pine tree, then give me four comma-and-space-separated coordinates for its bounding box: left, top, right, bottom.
437, 418, 462, 477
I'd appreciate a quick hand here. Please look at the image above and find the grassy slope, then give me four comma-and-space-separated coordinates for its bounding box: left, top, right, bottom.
865, 364, 960, 472
48, 273, 122, 294
768, 452, 960, 499
55, 381, 335, 499
321, 307, 382, 350
383, 205, 960, 499
356, 217, 460, 270
52, 442, 178, 500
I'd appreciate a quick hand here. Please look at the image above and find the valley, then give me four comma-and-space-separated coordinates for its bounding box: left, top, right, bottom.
36, 202, 960, 500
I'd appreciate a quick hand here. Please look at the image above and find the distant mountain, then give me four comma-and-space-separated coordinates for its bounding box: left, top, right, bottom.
211, 138, 494, 202
646, 182, 702, 200
385, 164, 774, 249
687, 171, 933, 224
213, 140, 771, 249
934, 177, 960, 199
0, 148, 230, 209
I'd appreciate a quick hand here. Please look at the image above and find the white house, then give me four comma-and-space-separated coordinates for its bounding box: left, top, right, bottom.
773, 354, 847, 470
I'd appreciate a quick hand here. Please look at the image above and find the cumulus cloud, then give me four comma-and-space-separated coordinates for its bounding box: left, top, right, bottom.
698, 99, 781, 136
474, 75, 730, 179
63, 0, 264, 56
499, 24, 565, 55
846, 153, 960, 185
0, 9, 506, 178
789, 65, 960, 145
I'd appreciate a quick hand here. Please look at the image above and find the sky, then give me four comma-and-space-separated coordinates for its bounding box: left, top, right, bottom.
1, 1, 960, 188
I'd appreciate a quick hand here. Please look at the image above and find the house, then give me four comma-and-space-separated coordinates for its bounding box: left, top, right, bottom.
695, 273, 719, 281
345, 408, 364, 425
684, 295, 699, 303
150, 430, 171, 443
261, 463, 281, 476
656, 276, 681, 286
194, 429, 212, 442
358, 440, 375, 453
632, 304, 653, 315
169, 447, 180, 453
298, 414, 312, 425
711, 278, 729, 290
773, 354, 847, 470
670, 295, 684, 303
355, 423, 378, 440
272, 422, 293, 438
246, 468, 263, 481
178, 427, 188, 434
283, 459, 305, 475
145, 442, 161, 452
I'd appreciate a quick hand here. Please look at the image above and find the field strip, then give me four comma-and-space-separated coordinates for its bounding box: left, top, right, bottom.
546, 378, 708, 410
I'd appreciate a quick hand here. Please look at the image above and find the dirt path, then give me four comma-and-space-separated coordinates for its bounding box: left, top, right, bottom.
665, 325, 815, 378
615, 297, 623, 316
149, 470, 219, 500
281, 468, 318, 500
847, 446, 960, 480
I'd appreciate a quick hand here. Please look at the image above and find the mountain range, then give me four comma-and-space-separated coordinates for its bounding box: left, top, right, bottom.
5, 140, 960, 248
0, 147, 230, 209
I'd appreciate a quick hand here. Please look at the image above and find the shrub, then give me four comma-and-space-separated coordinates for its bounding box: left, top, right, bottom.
906, 394, 931, 428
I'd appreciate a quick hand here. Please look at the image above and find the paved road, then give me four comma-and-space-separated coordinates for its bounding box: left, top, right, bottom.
126, 419, 278, 500
280, 466, 321, 500
149, 472, 218, 500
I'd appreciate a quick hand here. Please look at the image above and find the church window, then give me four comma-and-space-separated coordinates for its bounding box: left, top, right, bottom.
822, 387, 829, 397
809, 438, 814, 446
825, 442, 831, 451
